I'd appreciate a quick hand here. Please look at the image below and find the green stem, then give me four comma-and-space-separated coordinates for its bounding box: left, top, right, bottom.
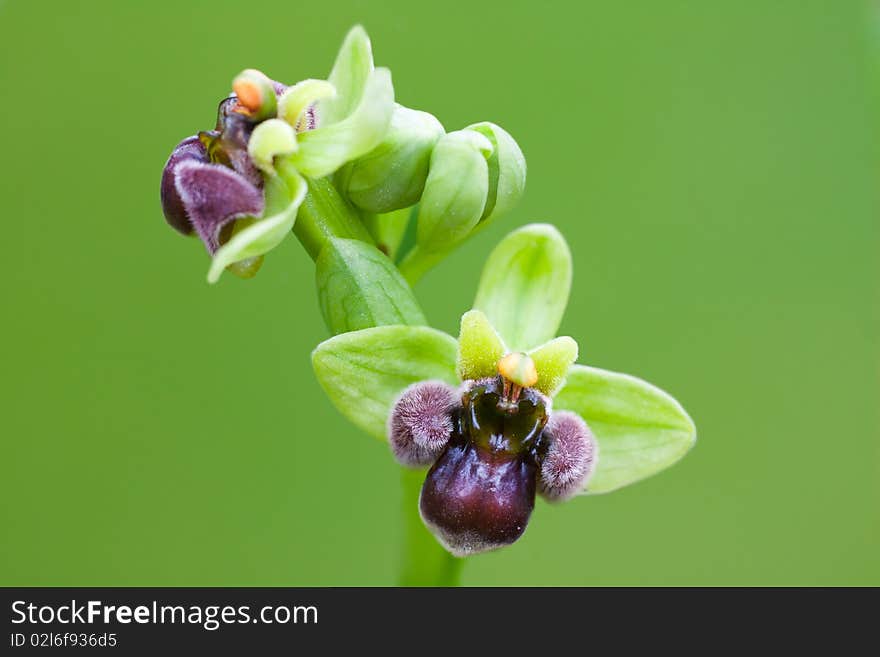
397, 244, 450, 286
398, 468, 463, 586
288, 178, 465, 586
292, 175, 375, 260
362, 207, 412, 260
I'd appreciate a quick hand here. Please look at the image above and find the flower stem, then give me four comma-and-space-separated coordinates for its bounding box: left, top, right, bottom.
292, 175, 375, 260
287, 182, 465, 585
397, 244, 449, 286
398, 468, 463, 586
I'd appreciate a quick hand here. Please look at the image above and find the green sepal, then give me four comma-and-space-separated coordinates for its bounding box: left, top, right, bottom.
343, 105, 445, 213
456, 309, 506, 382
415, 130, 493, 253
312, 326, 459, 440
319, 25, 374, 126
207, 161, 306, 283
554, 365, 697, 494
473, 223, 572, 351
292, 67, 395, 178
465, 122, 526, 225
528, 336, 578, 397
316, 238, 426, 334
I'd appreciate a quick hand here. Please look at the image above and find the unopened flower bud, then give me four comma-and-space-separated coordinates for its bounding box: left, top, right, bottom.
342, 105, 444, 213
232, 69, 278, 121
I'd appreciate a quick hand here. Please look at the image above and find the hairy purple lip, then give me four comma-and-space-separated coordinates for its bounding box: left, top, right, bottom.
418, 379, 548, 556
420, 434, 537, 557
390, 375, 596, 556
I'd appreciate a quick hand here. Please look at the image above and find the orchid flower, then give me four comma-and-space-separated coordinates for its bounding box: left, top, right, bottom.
160, 27, 394, 282
312, 224, 696, 555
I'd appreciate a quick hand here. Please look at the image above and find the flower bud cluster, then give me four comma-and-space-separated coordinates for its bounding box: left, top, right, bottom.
160, 26, 525, 283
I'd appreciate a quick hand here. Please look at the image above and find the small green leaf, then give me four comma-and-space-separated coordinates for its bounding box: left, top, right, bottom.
554, 365, 696, 494
457, 309, 506, 381
473, 223, 572, 351
247, 119, 298, 174
316, 238, 426, 334
207, 163, 306, 283
292, 67, 395, 178
465, 122, 526, 225
416, 130, 492, 253
312, 326, 459, 440
319, 25, 373, 125
278, 79, 337, 128
343, 104, 445, 213
529, 336, 578, 397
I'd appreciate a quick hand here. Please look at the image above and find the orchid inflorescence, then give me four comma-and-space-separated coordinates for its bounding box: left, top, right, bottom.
161, 26, 523, 285
160, 26, 695, 560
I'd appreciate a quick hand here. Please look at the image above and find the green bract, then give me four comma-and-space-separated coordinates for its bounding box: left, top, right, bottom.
312, 224, 696, 494
465, 122, 527, 225
316, 238, 426, 334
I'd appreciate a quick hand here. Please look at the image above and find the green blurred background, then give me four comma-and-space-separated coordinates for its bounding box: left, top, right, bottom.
1, 0, 877, 585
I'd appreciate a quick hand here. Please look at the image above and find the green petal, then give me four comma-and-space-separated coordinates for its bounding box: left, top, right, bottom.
529, 336, 578, 397
415, 130, 493, 253
207, 164, 306, 284
292, 67, 395, 179
319, 25, 374, 126
456, 309, 506, 381
316, 238, 426, 334
554, 365, 696, 494
312, 326, 459, 440
247, 119, 298, 174
465, 122, 526, 225
473, 223, 572, 351
278, 79, 337, 128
